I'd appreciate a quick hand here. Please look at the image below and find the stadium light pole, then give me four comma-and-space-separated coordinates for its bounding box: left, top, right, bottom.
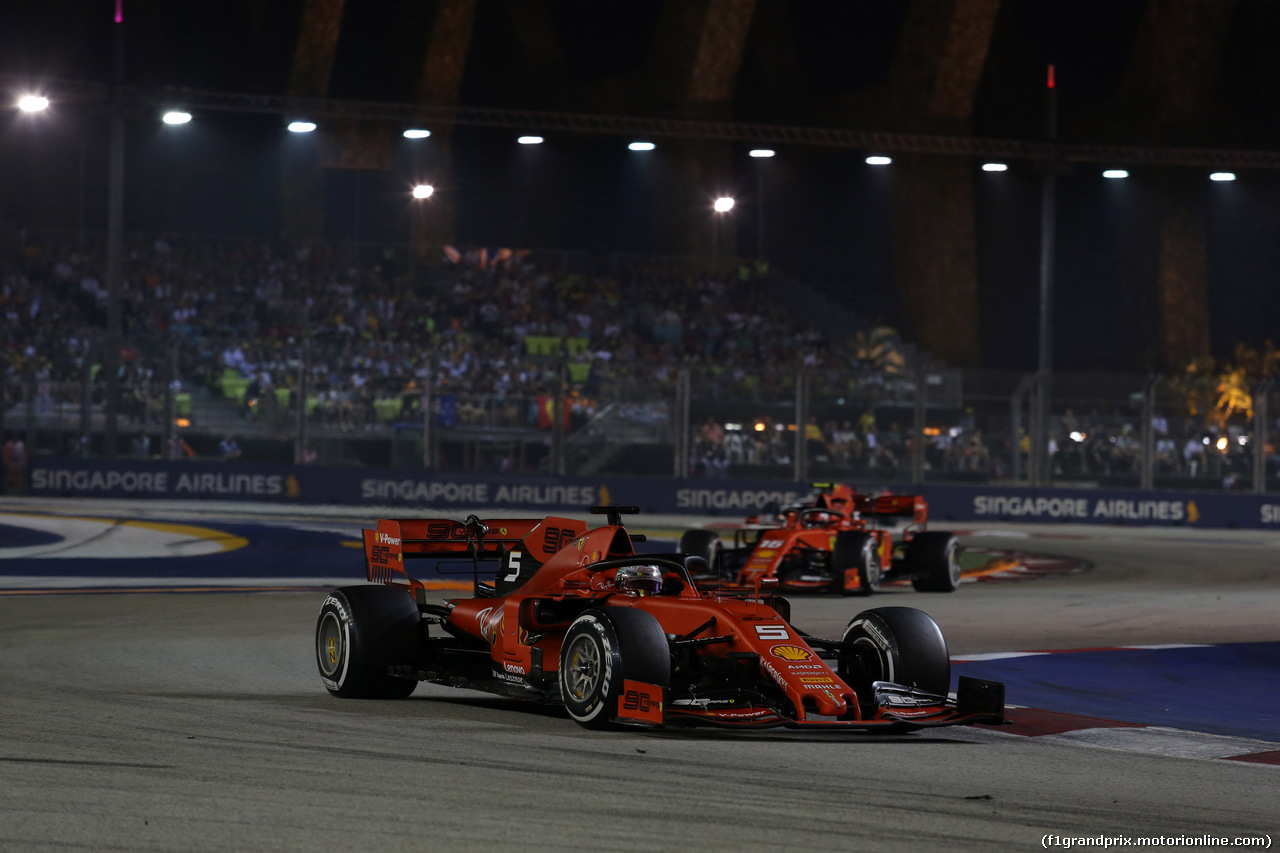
1033, 63, 1058, 487
104, 0, 126, 458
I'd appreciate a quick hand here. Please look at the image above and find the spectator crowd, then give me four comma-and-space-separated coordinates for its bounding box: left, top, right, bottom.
3, 235, 851, 438
4, 234, 1274, 486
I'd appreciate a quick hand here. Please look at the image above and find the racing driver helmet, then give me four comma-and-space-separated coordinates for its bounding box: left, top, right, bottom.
614, 565, 664, 596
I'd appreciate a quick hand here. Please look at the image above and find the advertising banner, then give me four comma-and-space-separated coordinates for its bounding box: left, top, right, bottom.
29, 458, 300, 501
25, 457, 1280, 530
915, 484, 1271, 530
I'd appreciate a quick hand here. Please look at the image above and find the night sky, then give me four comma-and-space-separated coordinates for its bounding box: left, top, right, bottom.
3, 0, 1280, 372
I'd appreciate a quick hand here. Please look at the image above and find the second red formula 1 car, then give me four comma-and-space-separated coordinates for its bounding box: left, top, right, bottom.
315, 506, 1003, 732
679, 483, 962, 595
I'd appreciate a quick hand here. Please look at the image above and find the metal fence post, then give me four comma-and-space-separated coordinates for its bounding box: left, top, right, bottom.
1030, 372, 1050, 487
1011, 374, 1035, 483
551, 359, 567, 476
422, 368, 433, 470
793, 369, 809, 483
911, 369, 926, 485
1255, 378, 1274, 494
1027, 378, 1040, 486
295, 341, 309, 465
673, 368, 691, 478
24, 360, 37, 461
80, 355, 93, 457
162, 342, 175, 460
1140, 374, 1157, 491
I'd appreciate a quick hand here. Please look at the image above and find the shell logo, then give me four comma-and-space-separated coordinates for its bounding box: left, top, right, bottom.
770, 644, 812, 661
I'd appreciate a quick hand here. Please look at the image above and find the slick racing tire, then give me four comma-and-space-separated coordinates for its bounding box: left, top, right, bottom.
907, 532, 962, 592
559, 608, 670, 730
837, 606, 950, 710
679, 529, 723, 578
316, 585, 422, 699
834, 531, 879, 596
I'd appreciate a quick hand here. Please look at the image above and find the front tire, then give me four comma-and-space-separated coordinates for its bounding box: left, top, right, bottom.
908, 532, 962, 592
558, 608, 670, 729
316, 585, 421, 699
834, 531, 879, 596
837, 606, 950, 710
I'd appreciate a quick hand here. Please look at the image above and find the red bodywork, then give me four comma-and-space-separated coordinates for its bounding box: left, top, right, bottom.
355, 510, 996, 730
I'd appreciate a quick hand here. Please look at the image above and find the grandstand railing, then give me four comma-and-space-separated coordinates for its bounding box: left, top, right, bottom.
5, 366, 1276, 494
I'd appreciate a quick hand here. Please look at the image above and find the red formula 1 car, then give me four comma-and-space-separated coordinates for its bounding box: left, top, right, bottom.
314, 506, 1003, 732
679, 483, 962, 596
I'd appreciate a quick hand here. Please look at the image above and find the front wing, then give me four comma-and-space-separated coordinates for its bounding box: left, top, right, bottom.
659, 676, 1006, 731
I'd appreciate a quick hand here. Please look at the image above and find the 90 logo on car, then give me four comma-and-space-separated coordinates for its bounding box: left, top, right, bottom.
622, 690, 660, 712
542, 526, 575, 553
369, 544, 392, 565
426, 522, 467, 539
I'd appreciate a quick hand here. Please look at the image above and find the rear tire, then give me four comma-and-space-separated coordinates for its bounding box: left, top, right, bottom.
837, 606, 950, 710
316, 585, 421, 699
834, 531, 879, 596
908, 532, 961, 592
559, 608, 670, 729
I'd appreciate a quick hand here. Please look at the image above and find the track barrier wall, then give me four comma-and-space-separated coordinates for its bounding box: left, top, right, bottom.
22, 457, 1280, 531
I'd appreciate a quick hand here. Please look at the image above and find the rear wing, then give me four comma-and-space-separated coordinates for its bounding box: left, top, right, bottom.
853, 494, 928, 526
362, 514, 587, 583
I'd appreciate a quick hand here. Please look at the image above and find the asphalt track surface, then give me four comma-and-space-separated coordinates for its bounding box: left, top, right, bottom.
2, 499, 1278, 851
